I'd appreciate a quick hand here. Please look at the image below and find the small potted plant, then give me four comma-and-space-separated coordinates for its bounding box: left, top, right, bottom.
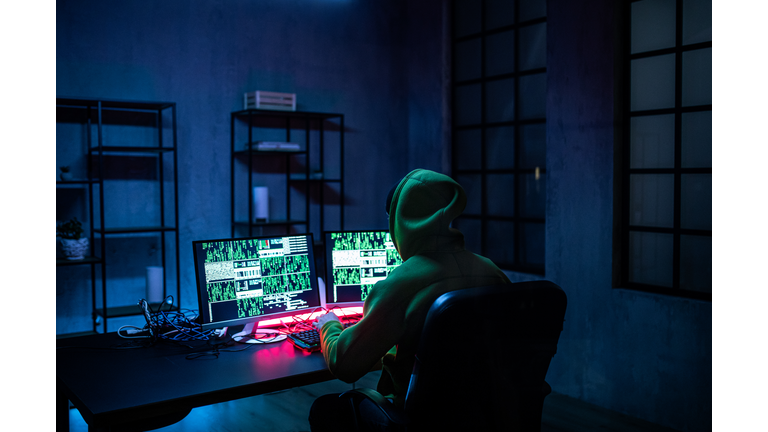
57, 218, 88, 260
59, 166, 73, 181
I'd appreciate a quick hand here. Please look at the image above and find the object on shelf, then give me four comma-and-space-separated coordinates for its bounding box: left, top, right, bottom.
246, 141, 301, 152
253, 186, 269, 222
243, 91, 296, 111
57, 217, 88, 260
146, 266, 164, 304
59, 166, 73, 181
57, 217, 85, 240
59, 237, 89, 260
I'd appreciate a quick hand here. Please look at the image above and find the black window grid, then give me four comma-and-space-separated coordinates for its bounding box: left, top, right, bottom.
451, 0, 546, 274
618, 0, 712, 301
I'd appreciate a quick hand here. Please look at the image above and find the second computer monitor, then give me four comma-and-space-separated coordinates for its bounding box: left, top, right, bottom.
323, 230, 404, 307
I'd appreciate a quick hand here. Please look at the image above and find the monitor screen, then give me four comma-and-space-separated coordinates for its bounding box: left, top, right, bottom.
323, 230, 404, 307
193, 234, 321, 331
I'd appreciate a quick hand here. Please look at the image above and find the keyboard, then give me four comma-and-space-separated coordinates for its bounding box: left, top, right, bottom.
287, 321, 357, 352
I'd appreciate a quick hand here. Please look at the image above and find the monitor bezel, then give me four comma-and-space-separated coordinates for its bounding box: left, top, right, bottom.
322, 229, 396, 309
193, 233, 321, 331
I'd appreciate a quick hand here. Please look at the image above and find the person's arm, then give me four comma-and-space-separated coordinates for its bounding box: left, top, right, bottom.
317, 292, 405, 383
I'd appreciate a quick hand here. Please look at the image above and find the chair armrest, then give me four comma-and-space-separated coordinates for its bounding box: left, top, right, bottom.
340, 388, 409, 426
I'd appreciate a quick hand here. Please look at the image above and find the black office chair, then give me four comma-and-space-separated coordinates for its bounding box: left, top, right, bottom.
340, 280, 567, 431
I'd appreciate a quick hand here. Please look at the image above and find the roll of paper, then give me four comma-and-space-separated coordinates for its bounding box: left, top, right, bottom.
146, 266, 164, 304
253, 186, 269, 221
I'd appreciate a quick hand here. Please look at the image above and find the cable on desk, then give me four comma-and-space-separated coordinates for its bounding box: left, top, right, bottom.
186, 350, 221, 360
279, 306, 326, 334
135, 298, 216, 343
184, 334, 272, 359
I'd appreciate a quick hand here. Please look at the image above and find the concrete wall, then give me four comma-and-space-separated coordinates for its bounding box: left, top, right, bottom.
56, 0, 448, 332
542, 1, 712, 430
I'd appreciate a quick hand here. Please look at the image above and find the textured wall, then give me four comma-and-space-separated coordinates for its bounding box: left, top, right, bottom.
542, 1, 712, 430
56, 0, 447, 333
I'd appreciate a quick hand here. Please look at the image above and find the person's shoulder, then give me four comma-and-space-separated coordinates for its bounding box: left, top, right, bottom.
389, 255, 446, 282
364, 258, 433, 304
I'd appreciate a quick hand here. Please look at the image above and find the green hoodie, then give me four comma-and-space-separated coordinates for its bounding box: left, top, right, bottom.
319, 169, 511, 406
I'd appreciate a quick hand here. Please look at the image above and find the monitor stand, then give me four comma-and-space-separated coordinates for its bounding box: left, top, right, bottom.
231, 322, 287, 344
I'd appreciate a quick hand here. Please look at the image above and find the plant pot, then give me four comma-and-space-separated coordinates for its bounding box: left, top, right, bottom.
60, 237, 89, 260
60, 172, 73, 181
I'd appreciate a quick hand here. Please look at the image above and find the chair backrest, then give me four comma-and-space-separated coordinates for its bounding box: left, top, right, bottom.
403, 280, 567, 431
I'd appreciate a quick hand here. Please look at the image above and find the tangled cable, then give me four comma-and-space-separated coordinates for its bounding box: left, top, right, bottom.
127, 297, 216, 342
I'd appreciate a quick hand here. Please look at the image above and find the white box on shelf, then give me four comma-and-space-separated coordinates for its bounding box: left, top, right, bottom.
243, 91, 296, 111
246, 141, 301, 151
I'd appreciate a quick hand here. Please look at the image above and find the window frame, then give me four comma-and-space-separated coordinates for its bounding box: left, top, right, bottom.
616, 0, 712, 301
450, 0, 547, 275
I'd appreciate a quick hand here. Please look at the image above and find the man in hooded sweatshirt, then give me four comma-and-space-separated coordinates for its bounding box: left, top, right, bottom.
308, 169, 511, 432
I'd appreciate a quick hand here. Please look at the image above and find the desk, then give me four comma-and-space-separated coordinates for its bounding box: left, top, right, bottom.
57, 330, 336, 431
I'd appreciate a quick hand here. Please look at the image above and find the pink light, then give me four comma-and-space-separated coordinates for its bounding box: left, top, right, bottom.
256, 307, 363, 328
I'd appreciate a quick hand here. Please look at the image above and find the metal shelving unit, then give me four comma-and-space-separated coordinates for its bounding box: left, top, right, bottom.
230, 109, 345, 240
56, 97, 180, 333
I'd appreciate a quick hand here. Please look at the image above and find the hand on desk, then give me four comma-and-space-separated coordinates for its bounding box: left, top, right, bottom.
314, 311, 341, 331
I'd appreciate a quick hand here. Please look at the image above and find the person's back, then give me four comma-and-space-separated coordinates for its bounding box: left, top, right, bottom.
310, 169, 510, 431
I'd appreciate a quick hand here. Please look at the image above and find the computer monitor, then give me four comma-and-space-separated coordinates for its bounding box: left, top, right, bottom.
193, 234, 322, 337
323, 230, 404, 308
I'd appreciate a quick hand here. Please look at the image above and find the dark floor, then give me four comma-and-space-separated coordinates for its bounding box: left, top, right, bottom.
68, 371, 680, 432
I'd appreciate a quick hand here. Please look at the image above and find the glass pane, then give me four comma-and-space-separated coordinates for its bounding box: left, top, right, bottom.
518, 173, 546, 218
486, 220, 515, 266
628, 231, 674, 287
486, 30, 515, 77
522, 222, 545, 267
683, 0, 712, 45
519, 0, 546, 22
453, 217, 482, 254
455, 174, 482, 215
679, 235, 712, 292
631, 54, 676, 111
519, 72, 546, 119
486, 0, 515, 30
455, 38, 482, 81
630, 174, 674, 228
520, 123, 546, 169
519, 22, 546, 71
630, 114, 675, 169
486, 174, 515, 217
631, 0, 676, 54
454, 0, 481, 38
455, 84, 482, 126
682, 48, 712, 107
681, 111, 712, 168
680, 174, 712, 230
455, 129, 482, 170
486, 126, 515, 170
486, 78, 515, 123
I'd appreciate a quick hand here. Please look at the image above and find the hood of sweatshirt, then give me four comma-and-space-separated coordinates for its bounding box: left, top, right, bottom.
387, 169, 467, 261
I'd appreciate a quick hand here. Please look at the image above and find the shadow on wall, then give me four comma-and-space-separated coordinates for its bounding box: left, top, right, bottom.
89, 155, 159, 180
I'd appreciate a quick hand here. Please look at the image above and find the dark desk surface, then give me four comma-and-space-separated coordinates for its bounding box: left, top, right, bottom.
57, 330, 334, 429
